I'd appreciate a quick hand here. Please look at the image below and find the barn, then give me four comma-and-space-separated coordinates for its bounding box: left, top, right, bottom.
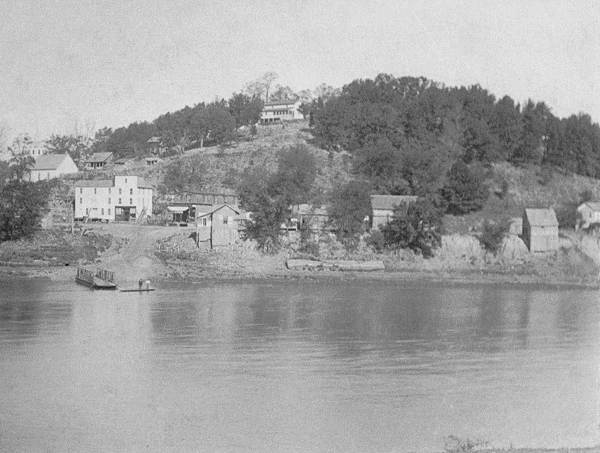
522, 208, 558, 252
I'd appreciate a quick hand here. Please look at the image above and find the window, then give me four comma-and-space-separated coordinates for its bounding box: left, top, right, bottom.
108, 208, 111, 215
202, 218, 207, 226
119, 188, 122, 195
80, 188, 82, 194
108, 198, 111, 204
118, 198, 122, 204
108, 188, 111, 194
79, 198, 82, 204
125, 178, 127, 183
129, 198, 133, 205
94, 188, 96, 194
223, 216, 228, 225
101, 208, 104, 215
130, 188, 133, 195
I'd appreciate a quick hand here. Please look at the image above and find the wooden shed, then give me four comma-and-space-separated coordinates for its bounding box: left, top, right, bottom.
522, 208, 558, 252
576, 201, 600, 230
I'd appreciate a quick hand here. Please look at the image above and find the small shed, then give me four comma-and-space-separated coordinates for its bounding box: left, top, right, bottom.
522, 208, 559, 252
196, 204, 240, 247
370, 195, 418, 230
576, 201, 600, 230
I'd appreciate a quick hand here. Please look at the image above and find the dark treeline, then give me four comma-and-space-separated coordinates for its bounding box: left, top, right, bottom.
92, 94, 264, 158
310, 74, 600, 191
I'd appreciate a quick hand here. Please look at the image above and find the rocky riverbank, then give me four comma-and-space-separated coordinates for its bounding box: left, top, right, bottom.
1, 226, 598, 289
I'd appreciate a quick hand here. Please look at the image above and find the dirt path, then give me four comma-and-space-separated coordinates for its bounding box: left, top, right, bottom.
88, 224, 190, 285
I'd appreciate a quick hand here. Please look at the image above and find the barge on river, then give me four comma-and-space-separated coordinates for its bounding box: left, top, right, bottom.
76, 267, 117, 289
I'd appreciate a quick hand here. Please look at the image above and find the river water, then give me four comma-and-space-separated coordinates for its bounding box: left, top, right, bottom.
1, 279, 599, 452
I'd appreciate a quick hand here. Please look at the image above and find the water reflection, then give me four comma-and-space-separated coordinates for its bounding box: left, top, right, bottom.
1, 279, 599, 451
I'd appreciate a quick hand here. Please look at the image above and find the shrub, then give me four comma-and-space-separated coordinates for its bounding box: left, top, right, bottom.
298, 224, 319, 257
580, 189, 594, 203
327, 180, 371, 243
555, 203, 578, 229
366, 230, 385, 252
380, 198, 443, 258
479, 220, 508, 254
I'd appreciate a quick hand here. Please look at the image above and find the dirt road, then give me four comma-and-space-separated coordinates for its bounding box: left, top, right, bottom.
87, 223, 190, 284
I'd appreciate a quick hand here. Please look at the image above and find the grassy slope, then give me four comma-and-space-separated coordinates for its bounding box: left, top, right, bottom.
138, 120, 353, 198
445, 162, 600, 234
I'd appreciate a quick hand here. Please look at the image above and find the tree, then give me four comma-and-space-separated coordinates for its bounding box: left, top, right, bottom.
238, 168, 289, 253
244, 71, 279, 103
161, 155, 206, 194
269, 85, 298, 103
353, 137, 406, 193
0, 180, 49, 241
8, 136, 35, 182
272, 145, 317, 205
228, 93, 264, 127
46, 134, 92, 167
327, 181, 371, 244
380, 198, 442, 257
441, 161, 488, 214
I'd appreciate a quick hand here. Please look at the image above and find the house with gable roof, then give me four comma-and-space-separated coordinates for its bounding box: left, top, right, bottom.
84, 152, 113, 170
28, 153, 78, 182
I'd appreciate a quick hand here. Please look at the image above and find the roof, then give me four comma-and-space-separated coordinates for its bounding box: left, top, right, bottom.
73, 176, 152, 189
196, 203, 240, 218
85, 152, 113, 163
370, 195, 418, 211
264, 100, 299, 107
32, 154, 71, 170
74, 179, 113, 188
524, 208, 558, 226
580, 201, 600, 211
293, 204, 329, 216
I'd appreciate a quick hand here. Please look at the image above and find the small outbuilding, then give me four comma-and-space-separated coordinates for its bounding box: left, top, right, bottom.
370, 195, 418, 230
196, 203, 240, 247
522, 208, 559, 252
576, 201, 600, 230
84, 152, 113, 170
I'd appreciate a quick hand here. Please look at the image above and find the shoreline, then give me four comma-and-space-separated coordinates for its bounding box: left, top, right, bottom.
2, 262, 597, 290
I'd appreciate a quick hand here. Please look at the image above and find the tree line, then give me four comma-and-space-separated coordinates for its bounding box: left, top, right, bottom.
309, 73, 600, 186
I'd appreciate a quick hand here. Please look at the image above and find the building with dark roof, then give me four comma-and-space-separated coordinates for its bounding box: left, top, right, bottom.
84, 152, 113, 170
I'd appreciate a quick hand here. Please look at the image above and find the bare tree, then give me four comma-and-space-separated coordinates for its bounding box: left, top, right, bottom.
244, 71, 279, 103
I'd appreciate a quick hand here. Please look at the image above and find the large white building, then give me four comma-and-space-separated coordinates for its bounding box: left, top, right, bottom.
29, 154, 79, 182
74, 175, 153, 222
260, 100, 303, 124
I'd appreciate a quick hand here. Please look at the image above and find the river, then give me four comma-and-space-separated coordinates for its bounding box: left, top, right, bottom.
1, 279, 599, 452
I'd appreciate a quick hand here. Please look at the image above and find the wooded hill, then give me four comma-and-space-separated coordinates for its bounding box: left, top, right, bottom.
309, 74, 600, 195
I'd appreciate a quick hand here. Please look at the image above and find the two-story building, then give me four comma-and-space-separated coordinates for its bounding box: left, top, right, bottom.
260, 100, 303, 124
74, 175, 153, 222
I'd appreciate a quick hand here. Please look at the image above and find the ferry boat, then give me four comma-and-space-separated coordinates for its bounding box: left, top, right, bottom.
75, 267, 117, 290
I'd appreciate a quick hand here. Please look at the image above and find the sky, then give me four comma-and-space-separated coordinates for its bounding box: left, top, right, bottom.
1, 0, 599, 140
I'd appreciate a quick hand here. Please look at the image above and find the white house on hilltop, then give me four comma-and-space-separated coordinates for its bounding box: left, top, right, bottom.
28, 153, 78, 182
74, 175, 153, 222
260, 100, 303, 124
